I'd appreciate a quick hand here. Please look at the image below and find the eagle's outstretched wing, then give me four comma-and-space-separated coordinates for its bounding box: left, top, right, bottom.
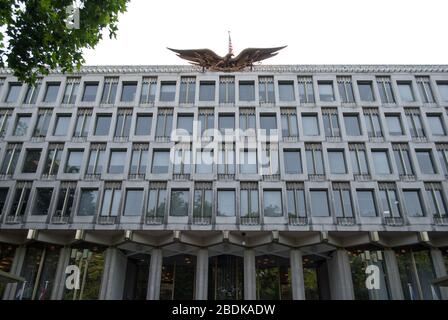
167, 48, 223, 68
231, 46, 287, 68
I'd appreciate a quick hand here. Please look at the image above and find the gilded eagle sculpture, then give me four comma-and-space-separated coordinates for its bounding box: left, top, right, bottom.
168, 34, 286, 72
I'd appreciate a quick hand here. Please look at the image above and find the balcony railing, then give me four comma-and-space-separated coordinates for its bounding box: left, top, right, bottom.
354, 174, 371, 181
128, 173, 145, 180
85, 173, 101, 180
336, 217, 356, 226
51, 215, 70, 224
192, 216, 212, 225
283, 136, 298, 142
41, 173, 56, 180
113, 136, 129, 143
433, 215, 448, 226
326, 136, 341, 143
97, 216, 117, 225
71, 136, 87, 143
218, 173, 235, 180
263, 174, 280, 182
309, 174, 325, 182
5, 215, 23, 224
384, 216, 404, 226
173, 173, 190, 181
155, 136, 170, 142
240, 216, 260, 225
399, 174, 416, 182
288, 216, 308, 226
145, 216, 164, 225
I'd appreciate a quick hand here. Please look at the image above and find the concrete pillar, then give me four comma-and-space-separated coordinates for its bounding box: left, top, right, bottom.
383, 249, 404, 300
50, 247, 71, 300
430, 249, 448, 300
99, 247, 127, 300
290, 249, 305, 300
147, 248, 162, 300
327, 249, 354, 300
3, 245, 26, 300
195, 249, 208, 300
244, 249, 256, 300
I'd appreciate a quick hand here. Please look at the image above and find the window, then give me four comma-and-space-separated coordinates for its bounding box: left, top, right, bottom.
261, 144, 279, 175
302, 115, 319, 136
403, 190, 424, 217
436, 81, 448, 102
0, 110, 11, 137
86, 144, 106, 175
298, 76, 314, 103
284, 150, 302, 174
199, 81, 215, 101
130, 145, 148, 175
78, 189, 98, 216
427, 115, 446, 136
259, 77, 275, 103
333, 184, 353, 218
281, 109, 298, 138
22, 149, 41, 173
53, 115, 71, 136
357, 190, 377, 217
219, 76, 235, 104
379, 184, 401, 218
74, 109, 92, 138
32, 188, 53, 216
376, 77, 395, 103
82, 82, 99, 102
43, 82, 60, 103
337, 76, 355, 103
108, 150, 127, 174
155, 109, 173, 139
140, 77, 157, 104
196, 149, 213, 174
263, 190, 283, 217
198, 109, 214, 136
350, 144, 369, 175
310, 190, 330, 217
278, 81, 295, 101
54, 182, 75, 218
177, 114, 194, 135
100, 186, 121, 217
397, 81, 415, 102
328, 150, 347, 174
5, 83, 22, 103
217, 190, 235, 216
372, 150, 392, 175
94, 114, 111, 136
318, 81, 334, 102
170, 189, 189, 216
416, 150, 436, 174
173, 146, 192, 175
385, 114, 404, 136
147, 186, 167, 219
344, 114, 362, 136
393, 144, 414, 176
425, 183, 447, 218
65, 150, 83, 173
152, 150, 170, 174
62, 78, 80, 104
286, 184, 306, 218
9, 183, 31, 218
120, 82, 137, 102
218, 143, 235, 175
24, 79, 42, 104
416, 77, 435, 103
0, 188, 8, 214
179, 77, 196, 103
13, 114, 31, 136
114, 109, 132, 139
239, 81, 255, 101
101, 77, 118, 104
306, 144, 324, 175
123, 189, 144, 216
241, 186, 259, 218
363, 109, 383, 138
160, 81, 176, 102
219, 114, 235, 134
239, 149, 257, 174
239, 109, 256, 132
193, 186, 212, 219
260, 114, 277, 136
357, 81, 375, 102
33, 109, 52, 137
0, 144, 21, 175
322, 109, 340, 138
43, 145, 63, 176
437, 145, 448, 175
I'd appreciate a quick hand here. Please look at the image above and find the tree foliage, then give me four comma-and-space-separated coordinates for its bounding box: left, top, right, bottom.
0, 0, 129, 84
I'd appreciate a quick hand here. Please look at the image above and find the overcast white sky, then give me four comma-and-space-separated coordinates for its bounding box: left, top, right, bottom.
83, 0, 448, 66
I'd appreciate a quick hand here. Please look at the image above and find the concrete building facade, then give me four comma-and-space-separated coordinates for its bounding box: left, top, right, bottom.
0, 64, 447, 300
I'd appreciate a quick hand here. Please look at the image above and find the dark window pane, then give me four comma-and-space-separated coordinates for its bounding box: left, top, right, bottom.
78, 189, 98, 216
121, 82, 137, 102
310, 190, 330, 217
263, 190, 282, 217
82, 83, 98, 102
124, 189, 143, 216
32, 188, 53, 215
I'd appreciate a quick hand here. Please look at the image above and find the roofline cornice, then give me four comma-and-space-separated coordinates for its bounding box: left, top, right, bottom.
1, 64, 448, 75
